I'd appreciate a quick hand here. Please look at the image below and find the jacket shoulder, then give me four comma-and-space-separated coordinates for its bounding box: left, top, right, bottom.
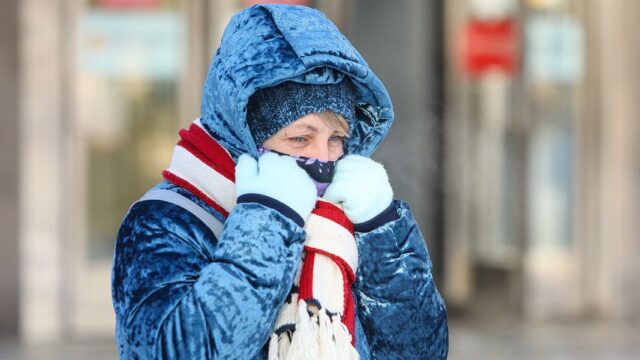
116, 182, 225, 265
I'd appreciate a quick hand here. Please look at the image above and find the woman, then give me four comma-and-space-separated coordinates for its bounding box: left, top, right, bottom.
112, 4, 448, 359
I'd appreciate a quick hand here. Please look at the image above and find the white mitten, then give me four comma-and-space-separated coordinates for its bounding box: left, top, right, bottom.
323, 155, 393, 224
236, 152, 317, 221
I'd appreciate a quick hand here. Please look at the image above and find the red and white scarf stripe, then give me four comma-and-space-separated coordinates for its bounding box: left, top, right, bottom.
163, 119, 359, 359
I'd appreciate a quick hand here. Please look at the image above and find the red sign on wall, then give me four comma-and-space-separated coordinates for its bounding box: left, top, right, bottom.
242, 0, 310, 6
461, 18, 519, 77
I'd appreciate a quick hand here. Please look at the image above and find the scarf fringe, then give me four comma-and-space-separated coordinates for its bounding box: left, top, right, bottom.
268, 300, 359, 360
268, 331, 292, 360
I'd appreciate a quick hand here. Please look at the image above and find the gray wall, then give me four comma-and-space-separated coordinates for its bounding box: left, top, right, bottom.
346, 0, 445, 278
0, 0, 20, 336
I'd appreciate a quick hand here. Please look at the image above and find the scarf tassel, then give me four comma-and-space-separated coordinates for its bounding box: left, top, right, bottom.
268, 300, 359, 360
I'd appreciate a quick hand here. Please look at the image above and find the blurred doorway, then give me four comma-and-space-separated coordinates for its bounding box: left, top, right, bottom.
69, 0, 190, 336
444, 0, 589, 319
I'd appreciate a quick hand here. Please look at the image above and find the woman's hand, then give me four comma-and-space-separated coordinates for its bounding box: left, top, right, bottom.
235, 152, 317, 221
323, 155, 393, 224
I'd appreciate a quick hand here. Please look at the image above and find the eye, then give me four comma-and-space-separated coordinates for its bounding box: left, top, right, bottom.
288, 136, 308, 144
329, 135, 346, 143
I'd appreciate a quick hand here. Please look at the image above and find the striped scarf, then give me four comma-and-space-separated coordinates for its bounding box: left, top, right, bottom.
163, 119, 360, 360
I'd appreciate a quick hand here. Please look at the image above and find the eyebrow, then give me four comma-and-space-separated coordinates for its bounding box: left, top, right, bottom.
283, 123, 345, 137
288, 124, 319, 133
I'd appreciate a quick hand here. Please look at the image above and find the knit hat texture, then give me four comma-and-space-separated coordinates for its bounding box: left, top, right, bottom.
246, 78, 356, 146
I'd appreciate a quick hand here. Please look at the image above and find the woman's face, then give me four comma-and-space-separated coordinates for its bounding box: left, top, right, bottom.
261, 113, 347, 161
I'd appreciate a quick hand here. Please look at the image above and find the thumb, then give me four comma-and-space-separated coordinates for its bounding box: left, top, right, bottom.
235, 154, 258, 180
322, 182, 346, 204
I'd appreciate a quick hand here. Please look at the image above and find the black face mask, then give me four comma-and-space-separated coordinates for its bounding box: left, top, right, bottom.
258, 147, 344, 196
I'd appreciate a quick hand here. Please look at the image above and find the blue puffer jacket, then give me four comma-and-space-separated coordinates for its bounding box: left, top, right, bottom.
112, 4, 448, 359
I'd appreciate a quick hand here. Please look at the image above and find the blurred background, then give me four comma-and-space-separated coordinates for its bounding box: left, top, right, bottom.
0, 0, 638, 358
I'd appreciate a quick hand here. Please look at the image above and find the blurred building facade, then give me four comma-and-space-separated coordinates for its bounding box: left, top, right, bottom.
443, 0, 640, 323
0, 0, 638, 344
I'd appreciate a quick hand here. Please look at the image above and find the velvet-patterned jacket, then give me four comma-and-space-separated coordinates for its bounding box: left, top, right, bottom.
111, 4, 448, 359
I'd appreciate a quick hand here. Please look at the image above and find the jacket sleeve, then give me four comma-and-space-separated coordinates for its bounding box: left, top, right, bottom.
111, 199, 306, 359
353, 200, 449, 359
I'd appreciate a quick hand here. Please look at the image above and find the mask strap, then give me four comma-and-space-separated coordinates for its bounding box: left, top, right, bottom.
258, 146, 345, 162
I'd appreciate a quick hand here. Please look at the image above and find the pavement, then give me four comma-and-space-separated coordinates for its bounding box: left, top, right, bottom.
0, 318, 638, 359
448, 317, 640, 360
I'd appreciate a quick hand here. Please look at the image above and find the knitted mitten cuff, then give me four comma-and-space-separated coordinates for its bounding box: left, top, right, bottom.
353, 201, 399, 233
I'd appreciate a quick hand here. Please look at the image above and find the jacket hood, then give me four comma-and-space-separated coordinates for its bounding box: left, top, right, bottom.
199, 4, 394, 160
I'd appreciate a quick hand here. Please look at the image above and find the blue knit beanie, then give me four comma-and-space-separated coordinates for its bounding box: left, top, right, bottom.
246, 78, 356, 146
